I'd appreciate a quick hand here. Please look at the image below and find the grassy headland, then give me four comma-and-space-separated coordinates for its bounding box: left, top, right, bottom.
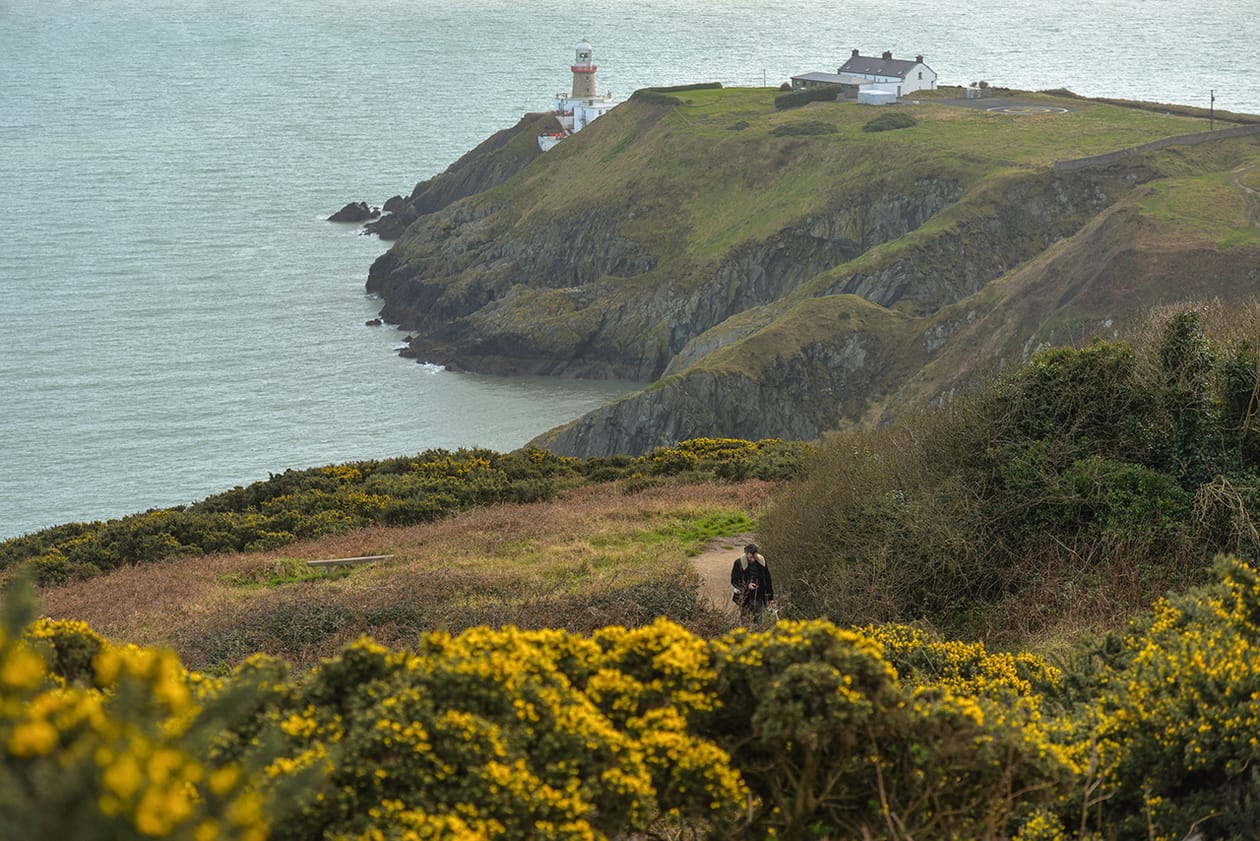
373, 84, 1260, 454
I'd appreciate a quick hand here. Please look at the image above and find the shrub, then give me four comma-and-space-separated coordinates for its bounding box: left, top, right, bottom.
1085, 556, 1260, 838
263, 625, 742, 841
760, 306, 1260, 638
633, 82, 722, 94
862, 112, 918, 132
774, 85, 844, 110
770, 120, 838, 137
705, 620, 1075, 839
629, 90, 681, 106
0, 579, 304, 840
23, 618, 105, 685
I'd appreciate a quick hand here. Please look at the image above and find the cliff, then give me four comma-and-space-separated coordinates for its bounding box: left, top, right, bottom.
365, 87, 1260, 456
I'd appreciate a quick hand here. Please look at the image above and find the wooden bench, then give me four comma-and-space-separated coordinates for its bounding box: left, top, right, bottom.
306, 554, 394, 572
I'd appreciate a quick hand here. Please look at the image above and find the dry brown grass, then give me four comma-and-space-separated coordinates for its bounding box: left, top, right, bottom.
37, 481, 777, 673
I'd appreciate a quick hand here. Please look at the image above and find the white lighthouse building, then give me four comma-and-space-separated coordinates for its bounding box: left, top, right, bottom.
538, 40, 617, 151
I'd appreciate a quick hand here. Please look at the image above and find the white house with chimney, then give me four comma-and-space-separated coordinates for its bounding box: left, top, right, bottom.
538, 40, 618, 151
837, 49, 937, 97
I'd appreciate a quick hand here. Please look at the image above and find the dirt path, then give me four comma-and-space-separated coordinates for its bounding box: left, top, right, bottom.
1232, 163, 1259, 227
692, 533, 758, 616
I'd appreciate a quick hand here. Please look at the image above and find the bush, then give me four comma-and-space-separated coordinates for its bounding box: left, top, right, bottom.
760, 306, 1260, 638
774, 85, 844, 110
0, 580, 304, 840
862, 112, 918, 132
630, 90, 681, 106
18, 574, 1260, 841
704, 620, 1074, 839
1086, 556, 1260, 838
633, 82, 722, 94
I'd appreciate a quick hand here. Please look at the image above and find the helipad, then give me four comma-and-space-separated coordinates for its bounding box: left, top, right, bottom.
985, 104, 1071, 114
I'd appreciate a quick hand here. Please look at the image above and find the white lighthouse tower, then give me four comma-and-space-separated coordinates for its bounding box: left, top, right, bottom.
538, 40, 617, 151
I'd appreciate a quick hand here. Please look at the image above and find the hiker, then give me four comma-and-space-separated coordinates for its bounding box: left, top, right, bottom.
731, 543, 774, 623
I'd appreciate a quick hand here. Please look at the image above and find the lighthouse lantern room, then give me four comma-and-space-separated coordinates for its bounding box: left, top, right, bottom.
537, 39, 617, 151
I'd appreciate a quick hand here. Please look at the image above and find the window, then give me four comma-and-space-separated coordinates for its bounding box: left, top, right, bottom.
918, 71, 923, 79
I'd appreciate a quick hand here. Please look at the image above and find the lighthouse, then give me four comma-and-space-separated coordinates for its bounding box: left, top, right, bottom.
537, 39, 618, 151
571, 40, 598, 98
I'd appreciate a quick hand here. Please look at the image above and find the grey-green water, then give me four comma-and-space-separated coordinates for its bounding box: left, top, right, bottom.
1, 0, 1255, 538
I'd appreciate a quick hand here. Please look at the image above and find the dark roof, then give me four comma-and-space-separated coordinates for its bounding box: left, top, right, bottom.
789, 71, 870, 86
838, 54, 926, 79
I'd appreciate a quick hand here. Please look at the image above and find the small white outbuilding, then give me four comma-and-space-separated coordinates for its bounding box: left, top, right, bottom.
857, 89, 898, 106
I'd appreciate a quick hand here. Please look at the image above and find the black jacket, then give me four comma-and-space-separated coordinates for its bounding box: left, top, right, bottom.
731, 556, 774, 605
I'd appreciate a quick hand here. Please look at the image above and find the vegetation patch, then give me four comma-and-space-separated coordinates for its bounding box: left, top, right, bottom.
217, 556, 348, 589
1137, 162, 1260, 247
770, 120, 838, 137
635, 81, 723, 94
629, 90, 682, 106
641, 511, 757, 554
1, 439, 806, 586
862, 111, 918, 132
774, 85, 843, 110
760, 306, 1260, 644
15, 560, 1260, 840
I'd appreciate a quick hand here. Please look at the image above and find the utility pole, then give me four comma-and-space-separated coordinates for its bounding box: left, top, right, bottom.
1210, 89, 1215, 130
763, 68, 767, 88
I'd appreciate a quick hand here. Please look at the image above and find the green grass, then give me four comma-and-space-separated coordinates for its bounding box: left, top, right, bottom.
644, 511, 757, 555
217, 557, 350, 589
1138, 156, 1260, 247
483, 89, 1231, 266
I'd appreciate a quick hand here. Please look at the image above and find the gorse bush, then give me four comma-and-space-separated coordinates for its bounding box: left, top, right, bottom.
1, 439, 809, 585
761, 305, 1260, 638
1083, 555, 1260, 838
0, 579, 300, 840
12, 557, 1260, 840
0, 577, 1085, 841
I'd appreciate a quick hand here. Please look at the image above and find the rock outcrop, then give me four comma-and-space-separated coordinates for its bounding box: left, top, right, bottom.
328, 201, 379, 222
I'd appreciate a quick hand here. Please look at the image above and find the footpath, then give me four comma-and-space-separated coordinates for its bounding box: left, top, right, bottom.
691, 533, 759, 615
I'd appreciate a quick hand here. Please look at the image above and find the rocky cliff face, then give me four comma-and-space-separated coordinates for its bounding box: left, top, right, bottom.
534, 316, 904, 457
363, 112, 553, 239
362, 93, 1260, 457
368, 172, 967, 380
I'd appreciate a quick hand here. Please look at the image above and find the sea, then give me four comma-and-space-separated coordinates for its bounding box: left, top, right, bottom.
1, 0, 1257, 540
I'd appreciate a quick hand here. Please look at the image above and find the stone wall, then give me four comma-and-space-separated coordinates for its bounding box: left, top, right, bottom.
1053, 124, 1260, 172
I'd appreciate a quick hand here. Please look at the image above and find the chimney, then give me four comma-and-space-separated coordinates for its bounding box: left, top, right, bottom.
882, 50, 892, 60
851, 48, 860, 57
915, 54, 924, 63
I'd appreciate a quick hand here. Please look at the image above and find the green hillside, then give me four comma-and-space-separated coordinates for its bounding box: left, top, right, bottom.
363, 85, 1260, 456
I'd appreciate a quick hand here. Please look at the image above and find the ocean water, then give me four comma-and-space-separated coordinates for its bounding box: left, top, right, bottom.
1, 0, 1256, 539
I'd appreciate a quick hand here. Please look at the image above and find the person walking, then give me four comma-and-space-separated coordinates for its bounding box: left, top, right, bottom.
730, 543, 774, 624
